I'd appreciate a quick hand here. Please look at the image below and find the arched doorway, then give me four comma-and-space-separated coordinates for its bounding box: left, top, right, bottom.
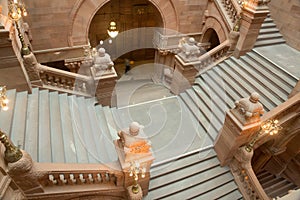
202, 28, 220, 51
88, 0, 163, 62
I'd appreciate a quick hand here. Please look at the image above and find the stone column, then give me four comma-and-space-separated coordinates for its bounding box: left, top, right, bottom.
234, 1, 270, 57
214, 92, 264, 166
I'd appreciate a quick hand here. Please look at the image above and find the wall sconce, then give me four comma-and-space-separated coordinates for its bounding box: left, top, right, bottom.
8, 0, 30, 56
245, 119, 282, 152
0, 86, 9, 111
129, 161, 146, 194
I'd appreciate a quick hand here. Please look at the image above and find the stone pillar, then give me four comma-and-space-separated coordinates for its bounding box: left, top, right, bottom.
214, 92, 264, 166
114, 122, 154, 199
234, 1, 270, 57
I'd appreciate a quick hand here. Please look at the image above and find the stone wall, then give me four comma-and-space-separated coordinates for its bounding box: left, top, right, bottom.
23, 0, 209, 54
269, 0, 300, 50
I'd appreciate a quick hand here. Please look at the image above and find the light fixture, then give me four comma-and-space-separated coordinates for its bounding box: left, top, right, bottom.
107, 21, 119, 38
245, 119, 282, 152
129, 161, 146, 194
8, 0, 30, 56
0, 86, 9, 111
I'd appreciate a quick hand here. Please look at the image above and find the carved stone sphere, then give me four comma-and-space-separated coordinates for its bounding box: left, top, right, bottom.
249, 92, 259, 103
129, 122, 141, 136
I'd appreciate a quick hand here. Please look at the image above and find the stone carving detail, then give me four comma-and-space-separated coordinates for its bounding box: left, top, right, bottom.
232, 92, 264, 125
118, 122, 151, 158
92, 48, 114, 76
178, 37, 201, 62
23, 52, 41, 81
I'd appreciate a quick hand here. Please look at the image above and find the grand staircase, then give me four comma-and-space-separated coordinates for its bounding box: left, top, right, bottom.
0, 13, 299, 199
0, 88, 118, 164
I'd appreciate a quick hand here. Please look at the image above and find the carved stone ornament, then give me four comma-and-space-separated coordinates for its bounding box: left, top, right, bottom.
92, 48, 114, 76
127, 184, 143, 200
178, 37, 201, 62
232, 92, 264, 125
23, 52, 41, 81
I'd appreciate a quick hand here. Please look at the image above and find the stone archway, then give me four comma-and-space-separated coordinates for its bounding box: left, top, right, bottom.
201, 16, 227, 44
68, 0, 178, 46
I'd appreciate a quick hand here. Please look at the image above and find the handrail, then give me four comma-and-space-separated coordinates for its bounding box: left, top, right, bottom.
175, 40, 230, 73
231, 148, 271, 200
36, 162, 124, 187
37, 64, 93, 96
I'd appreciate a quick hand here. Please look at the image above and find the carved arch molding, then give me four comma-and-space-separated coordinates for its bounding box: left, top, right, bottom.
68, 0, 178, 46
201, 16, 227, 43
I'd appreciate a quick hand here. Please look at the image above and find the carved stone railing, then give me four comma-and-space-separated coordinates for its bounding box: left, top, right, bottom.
230, 147, 270, 200
153, 30, 202, 53
36, 162, 124, 188
221, 0, 242, 24
176, 39, 230, 74
37, 65, 93, 97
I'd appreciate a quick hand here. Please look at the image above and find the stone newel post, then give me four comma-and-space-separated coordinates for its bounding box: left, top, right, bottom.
234, 0, 270, 57
114, 122, 154, 200
214, 92, 264, 166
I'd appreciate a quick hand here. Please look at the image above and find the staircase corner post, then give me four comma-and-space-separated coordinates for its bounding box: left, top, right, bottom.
114, 122, 154, 199
0, 130, 45, 195
214, 92, 264, 166
233, 1, 270, 57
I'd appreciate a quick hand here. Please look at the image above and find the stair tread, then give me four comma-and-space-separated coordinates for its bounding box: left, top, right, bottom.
38, 90, 52, 163
212, 64, 249, 102
24, 88, 39, 161
191, 180, 240, 200
150, 148, 216, 178
179, 93, 215, 137
68, 95, 89, 163
49, 92, 65, 163
10, 91, 28, 150
0, 89, 17, 136
248, 51, 297, 87
206, 68, 242, 105
77, 97, 99, 163
254, 38, 286, 47
261, 22, 277, 28
257, 32, 283, 40
230, 56, 287, 102
241, 55, 292, 95
147, 165, 231, 199
103, 106, 119, 140
221, 60, 274, 111
186, 89, 223, 130
59, 93, 77, 163
217, 188, 243, 200
259, 27, 279, 34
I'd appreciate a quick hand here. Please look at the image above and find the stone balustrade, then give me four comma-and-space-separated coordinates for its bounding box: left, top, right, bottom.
36, 162, 124, 188
221, 0, 242, 24
38, 65, 93, 97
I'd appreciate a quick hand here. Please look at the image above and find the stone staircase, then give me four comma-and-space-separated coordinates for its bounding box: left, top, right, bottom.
255, 16, 286, 47
0, 88, 118, 164
257, 170, 299, 198
179, 49, 298, 141
146, 147, 243, 200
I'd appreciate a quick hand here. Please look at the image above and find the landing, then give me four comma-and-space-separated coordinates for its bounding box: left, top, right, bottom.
255, 44, 300, 78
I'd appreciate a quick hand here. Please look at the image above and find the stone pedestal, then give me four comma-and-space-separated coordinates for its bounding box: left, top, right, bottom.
214, 93, 264, 166
234, 3, 270, 57
92, 67, 118, 106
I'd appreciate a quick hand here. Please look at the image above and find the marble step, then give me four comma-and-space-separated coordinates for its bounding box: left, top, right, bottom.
0, 89, 17, 136
257, 32, 283, 41
49, 91, 65, 163
254, 37, 286, 47
38, 90, 52, 163
229, 56, 287, 102
24, 88, 39, 161
248, 51, 298, 88
240, 54, 292, 96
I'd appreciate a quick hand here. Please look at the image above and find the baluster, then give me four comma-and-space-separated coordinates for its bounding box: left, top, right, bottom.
67, 80, 73, 90
97, 173, 102, 183
88, 174, 94, 183
79, 173, 86, 183
59, 174, 67, 184
49, 174, 58, 185
61, 78, 66, 88
101, 172, 107, 183
47, 74, 53, 85
69, 174, 77, 184
54, 77, 60, 87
